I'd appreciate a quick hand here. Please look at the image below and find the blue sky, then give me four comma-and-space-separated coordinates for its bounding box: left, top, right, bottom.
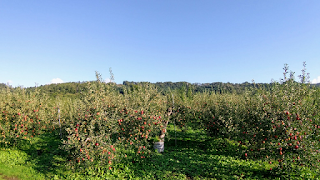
1, 1, 320, 87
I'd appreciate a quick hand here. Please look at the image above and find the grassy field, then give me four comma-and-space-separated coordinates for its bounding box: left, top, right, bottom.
0, 124, 318, 180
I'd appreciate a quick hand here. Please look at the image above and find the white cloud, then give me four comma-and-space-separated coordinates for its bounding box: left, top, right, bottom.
311, 76, 320, 84
50, 78, 64, 84
104, 78, 112, 83
7, 80, 13, 85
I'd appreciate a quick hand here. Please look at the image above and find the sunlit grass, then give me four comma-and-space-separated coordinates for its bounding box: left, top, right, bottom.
0, 125, 319, 179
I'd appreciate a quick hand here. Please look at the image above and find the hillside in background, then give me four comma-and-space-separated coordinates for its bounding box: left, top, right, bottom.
313, 83, 320, 87
1, 81, 319, 98
0, 83, 7, 89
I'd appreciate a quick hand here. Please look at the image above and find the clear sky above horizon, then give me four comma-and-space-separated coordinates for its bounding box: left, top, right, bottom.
1, 1, 320, 87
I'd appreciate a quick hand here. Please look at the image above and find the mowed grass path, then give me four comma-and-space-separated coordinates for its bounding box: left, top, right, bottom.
130, 126, 274, 179
0, 125, 316, 179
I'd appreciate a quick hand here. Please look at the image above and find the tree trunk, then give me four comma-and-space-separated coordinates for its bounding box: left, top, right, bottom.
158, 107, 172, 142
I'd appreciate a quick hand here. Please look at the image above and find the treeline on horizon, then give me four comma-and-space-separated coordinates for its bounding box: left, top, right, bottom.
1, 80, 319, 98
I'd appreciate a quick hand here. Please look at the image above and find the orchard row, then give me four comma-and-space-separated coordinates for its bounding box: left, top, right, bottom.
1, 77, 319, 174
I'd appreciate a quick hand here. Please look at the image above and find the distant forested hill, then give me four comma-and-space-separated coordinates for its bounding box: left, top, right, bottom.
312, 83, 320, 87
0, 83, 7, 89
123, 81, 273, 94
22, 80, 267, 98
2, 81, 319, 98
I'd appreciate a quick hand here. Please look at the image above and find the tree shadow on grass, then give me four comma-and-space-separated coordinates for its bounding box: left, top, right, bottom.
125, 128, 278, 179
166, 127, 244, 158
16, 131, 69, 178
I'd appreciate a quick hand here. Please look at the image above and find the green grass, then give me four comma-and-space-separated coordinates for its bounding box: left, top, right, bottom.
0, 148, 45, 180
0, 125, 319, 179
125, 125, 274, 180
